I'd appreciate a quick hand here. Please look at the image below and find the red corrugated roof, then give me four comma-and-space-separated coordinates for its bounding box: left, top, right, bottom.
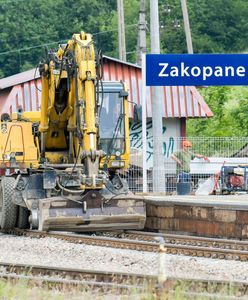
0, 68, 40, 90
0, 56, 213, 118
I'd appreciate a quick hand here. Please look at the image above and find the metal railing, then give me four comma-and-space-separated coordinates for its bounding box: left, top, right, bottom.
122, 137, 248, 194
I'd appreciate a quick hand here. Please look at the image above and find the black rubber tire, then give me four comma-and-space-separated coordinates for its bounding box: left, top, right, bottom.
0, 177, 18, 229
17, 206, 30, 229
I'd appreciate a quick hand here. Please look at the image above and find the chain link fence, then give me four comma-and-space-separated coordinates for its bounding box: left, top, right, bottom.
123, 137, 248, 194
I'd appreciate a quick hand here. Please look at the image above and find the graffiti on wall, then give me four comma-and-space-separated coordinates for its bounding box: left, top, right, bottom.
130, 120, 175, 162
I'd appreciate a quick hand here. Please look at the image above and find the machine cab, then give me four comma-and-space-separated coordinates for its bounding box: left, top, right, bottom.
98, 82, 130, 170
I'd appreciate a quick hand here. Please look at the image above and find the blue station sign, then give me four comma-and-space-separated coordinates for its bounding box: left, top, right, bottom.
146, 54, 248, 86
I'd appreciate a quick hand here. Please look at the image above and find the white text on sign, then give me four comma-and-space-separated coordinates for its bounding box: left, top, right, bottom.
158, 63, 246, 81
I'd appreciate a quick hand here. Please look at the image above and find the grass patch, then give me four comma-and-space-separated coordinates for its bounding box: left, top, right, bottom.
0, 277, 245, 300
0, 278, 158, 300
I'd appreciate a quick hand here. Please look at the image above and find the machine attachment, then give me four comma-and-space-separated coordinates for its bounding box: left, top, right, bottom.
38, 192, 145, 232
11, 169, 146, 232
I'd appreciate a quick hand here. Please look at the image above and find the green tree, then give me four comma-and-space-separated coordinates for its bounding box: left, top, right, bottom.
1, 0, 248, 77
0, 0, 115, 77
187, 86, 248, 137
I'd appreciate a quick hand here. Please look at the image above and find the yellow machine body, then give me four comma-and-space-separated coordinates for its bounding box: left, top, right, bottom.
0, 31, 145, 232
0, 121, 38, 168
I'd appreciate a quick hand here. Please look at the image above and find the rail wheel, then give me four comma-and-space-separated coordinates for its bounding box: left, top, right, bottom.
0, 177, 18, 229
17, 206, 30, 229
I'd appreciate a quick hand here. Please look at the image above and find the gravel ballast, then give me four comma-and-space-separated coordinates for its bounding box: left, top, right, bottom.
0, 233, 248, 282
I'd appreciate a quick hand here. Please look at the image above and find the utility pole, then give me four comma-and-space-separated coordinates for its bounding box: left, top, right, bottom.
180, 0, 193, 53
141, 53, 147, 193
138, 0, 148, 193
150, 0, 165, 193
117, 0, 126, 61
137, 0, 147, 65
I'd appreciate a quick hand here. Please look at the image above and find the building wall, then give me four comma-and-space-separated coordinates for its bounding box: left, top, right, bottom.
129, 118, 182, 169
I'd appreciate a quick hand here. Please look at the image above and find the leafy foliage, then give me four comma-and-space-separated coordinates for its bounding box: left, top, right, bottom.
0, 0, 116, 77
0, 0, 248, 137
187, 86, 248, 137
1, 0, 248, 78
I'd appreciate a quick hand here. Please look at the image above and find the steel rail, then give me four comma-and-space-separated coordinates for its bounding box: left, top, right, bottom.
3, 229, 248, 261
127, 230, 248, 250
0, 273, 138, 291
0, 261, 156, 289
0, 261, 248, 298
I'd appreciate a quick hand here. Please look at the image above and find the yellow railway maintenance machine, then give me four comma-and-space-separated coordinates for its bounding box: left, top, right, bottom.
0, 32, 146, 231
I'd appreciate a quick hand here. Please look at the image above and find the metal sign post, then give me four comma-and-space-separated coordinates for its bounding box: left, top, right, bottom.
150, 0, 166, 193
141, 53, 147, 193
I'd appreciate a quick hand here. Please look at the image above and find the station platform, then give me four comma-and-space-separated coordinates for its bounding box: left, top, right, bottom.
144, 195, 248, 239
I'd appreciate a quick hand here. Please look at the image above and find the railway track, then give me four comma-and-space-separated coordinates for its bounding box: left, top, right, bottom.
0, 261, 155, 291
0, 261, 248, 298
125, 230, 248, 251
3, 228, 248, 261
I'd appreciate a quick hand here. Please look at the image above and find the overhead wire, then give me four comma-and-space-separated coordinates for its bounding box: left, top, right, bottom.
0, 40, 68, 56
0, 24, 138, 57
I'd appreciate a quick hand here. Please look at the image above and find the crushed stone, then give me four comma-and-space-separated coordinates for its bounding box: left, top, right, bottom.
0, 234, 248, 282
